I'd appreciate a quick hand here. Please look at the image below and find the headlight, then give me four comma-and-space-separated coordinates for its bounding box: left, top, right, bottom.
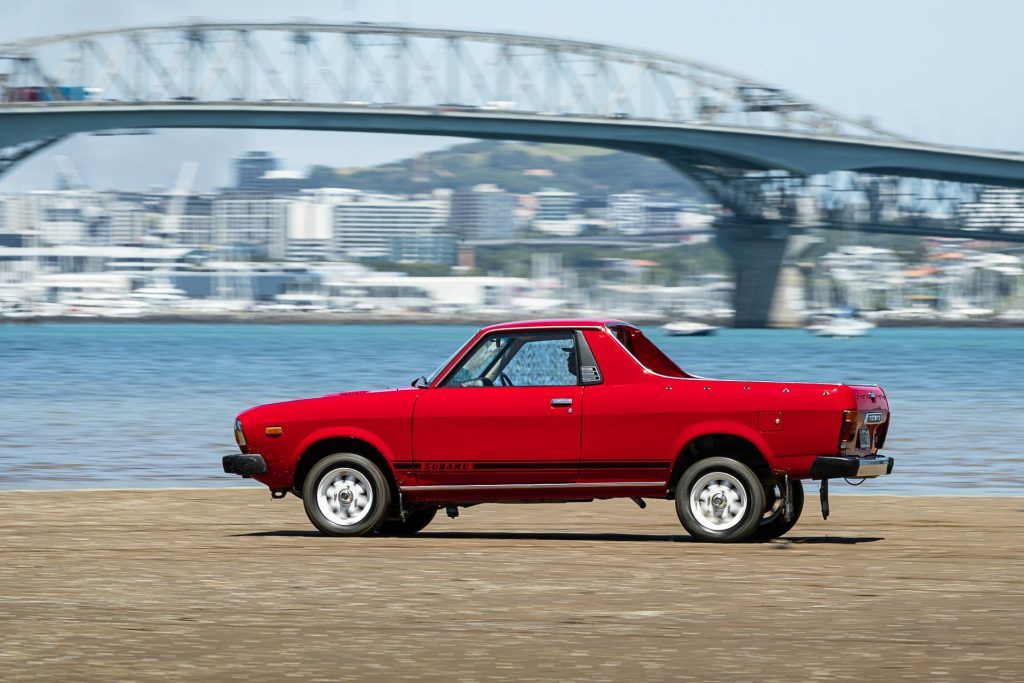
234, 418, 247, 448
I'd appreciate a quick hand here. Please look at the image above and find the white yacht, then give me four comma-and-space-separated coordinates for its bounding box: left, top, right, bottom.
662, 320, 718, 336
132, 276, 190, 309
812, 316, 876, 338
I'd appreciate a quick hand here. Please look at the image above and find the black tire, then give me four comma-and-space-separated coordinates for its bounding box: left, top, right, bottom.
752, 479, 804, 541
302, 453, 391, 536
675, 457, 766, 543
377, 507, 438, 536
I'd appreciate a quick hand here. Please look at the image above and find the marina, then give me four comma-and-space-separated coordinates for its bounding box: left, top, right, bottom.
1, 241, 1023, 326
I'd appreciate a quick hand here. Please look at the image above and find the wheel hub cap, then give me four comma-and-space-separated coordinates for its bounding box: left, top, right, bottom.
689, 471, 749, 531
316, 467, 374, 526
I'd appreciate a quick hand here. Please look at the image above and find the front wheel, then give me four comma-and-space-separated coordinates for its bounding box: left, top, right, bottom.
302, 453, 391, 536
675, 457, 766, 543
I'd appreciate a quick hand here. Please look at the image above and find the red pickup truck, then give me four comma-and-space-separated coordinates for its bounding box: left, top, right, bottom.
224, 319, 893, 542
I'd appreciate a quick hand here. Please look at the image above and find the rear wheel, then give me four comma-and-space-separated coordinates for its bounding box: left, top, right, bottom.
377, 507, 438, 536
676, 457, 766, 543
753, 479, 804, 541
302, 453, 391, 536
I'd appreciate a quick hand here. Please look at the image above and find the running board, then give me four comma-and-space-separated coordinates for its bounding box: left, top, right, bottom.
401, 481, 666, 492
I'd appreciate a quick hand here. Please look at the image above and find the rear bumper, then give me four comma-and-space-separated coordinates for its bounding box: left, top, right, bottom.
810, 455, 894, 480
223, 454, 267, 477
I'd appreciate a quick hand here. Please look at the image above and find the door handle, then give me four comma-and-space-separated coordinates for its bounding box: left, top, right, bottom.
551, 398, 573, 407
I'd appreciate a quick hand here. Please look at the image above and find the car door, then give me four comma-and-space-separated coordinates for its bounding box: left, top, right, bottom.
578, 326, 685, 485
412, 330, 583, 486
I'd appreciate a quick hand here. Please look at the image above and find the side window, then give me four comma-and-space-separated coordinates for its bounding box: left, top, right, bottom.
442, 332, 579, 387
502, 336, 577, 387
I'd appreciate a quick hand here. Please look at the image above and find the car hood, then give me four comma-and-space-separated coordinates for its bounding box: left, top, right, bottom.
239, 386, 416, 420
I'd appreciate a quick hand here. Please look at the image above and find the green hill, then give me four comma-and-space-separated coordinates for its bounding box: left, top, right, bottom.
305, 140, 705, 198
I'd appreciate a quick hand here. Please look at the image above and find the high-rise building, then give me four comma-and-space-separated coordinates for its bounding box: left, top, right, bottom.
533, 189, 578, 222
174, 196, 214, 246
212, 194, 289, 257
106, 199, 151, 245
334, 190, 450, 259
284, 189, 354, 261
532, 189, 583, 236
234, 151, 279, 191
449, 184, 515, 240
608, 192, 647, 235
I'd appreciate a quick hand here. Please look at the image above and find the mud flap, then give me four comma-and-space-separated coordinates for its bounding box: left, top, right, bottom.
819, 479, 830, 520
783, 475, 793, 522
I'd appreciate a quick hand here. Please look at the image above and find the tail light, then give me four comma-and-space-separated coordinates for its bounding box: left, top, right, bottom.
838, 410, 857, 449
875, 418, 890, 449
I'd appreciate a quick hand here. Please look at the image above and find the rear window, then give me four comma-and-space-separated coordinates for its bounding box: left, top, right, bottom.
610, 326, 689, 378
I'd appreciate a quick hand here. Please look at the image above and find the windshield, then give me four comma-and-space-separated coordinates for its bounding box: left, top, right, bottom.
425, 333, 476, 385
610, 325, 690, 378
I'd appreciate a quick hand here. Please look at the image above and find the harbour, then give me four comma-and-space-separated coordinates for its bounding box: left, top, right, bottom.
2, 323, 1021, 494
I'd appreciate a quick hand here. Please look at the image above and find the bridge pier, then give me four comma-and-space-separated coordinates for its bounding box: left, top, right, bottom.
715, 221, 800, 328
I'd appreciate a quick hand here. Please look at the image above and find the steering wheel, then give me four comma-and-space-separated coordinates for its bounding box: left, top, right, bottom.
497, 372, 514, 387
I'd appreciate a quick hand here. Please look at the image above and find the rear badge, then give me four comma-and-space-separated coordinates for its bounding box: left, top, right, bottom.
865, 412, 884, 424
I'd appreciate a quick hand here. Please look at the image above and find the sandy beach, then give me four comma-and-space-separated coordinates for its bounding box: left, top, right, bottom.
1, 489, 1021, 681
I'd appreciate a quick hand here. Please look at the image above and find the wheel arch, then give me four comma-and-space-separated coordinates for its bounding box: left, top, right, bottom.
293, 434, 400, 500
669, 428, 775, 496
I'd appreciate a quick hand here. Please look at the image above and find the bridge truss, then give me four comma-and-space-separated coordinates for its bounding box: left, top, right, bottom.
0, 22, 1023, 245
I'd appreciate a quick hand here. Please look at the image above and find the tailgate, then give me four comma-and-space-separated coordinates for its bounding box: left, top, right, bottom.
841, 385, 890, 455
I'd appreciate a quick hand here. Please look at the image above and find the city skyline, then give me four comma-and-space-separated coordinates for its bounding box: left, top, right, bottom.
2, 1, 1024, 191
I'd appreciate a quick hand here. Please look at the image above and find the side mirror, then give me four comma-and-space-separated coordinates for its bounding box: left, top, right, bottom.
411, 375, 428, 388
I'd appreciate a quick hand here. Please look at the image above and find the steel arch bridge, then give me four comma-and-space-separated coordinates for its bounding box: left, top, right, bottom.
3, 21, 1024, 324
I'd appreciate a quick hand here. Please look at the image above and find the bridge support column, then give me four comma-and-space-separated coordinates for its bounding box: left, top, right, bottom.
715, 222, 800, 328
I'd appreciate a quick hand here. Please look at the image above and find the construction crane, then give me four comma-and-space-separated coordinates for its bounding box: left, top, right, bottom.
160, 161, 199, 239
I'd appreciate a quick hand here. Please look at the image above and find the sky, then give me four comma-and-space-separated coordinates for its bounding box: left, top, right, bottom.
1, 0, 1023, 191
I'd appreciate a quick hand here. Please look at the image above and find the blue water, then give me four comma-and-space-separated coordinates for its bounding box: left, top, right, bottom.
2, 323, 1022, 494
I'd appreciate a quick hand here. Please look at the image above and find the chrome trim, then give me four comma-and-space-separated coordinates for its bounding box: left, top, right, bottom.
855, 457, 892, 478
401, 481, 666, 492
550, 398, 573, 407
865, 412, 884, 424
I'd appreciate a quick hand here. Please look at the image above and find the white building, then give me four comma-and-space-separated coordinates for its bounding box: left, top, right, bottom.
608, 192, 647, 235
20, 192, 91, 245
323, 273, 529, 312
532, 189, 584, 236
284, 189, 354, 261
450, 184, 516, 239
334, 190, 450, 259
212, 195, 289, 257
106, 199, 152, 245
960, 187, 1024, 233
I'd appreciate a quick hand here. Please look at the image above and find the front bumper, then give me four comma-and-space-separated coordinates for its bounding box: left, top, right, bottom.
223, 454, 267, 477
810, 455, 894, 480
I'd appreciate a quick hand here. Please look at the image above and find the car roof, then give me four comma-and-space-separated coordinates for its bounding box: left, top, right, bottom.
479, 318, 630, 333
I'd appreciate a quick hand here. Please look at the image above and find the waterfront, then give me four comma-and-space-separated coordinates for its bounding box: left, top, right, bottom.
2, 323, 1022, 494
